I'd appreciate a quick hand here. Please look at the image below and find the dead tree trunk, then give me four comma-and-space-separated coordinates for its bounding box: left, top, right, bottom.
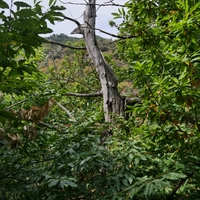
81, 0, 125, 123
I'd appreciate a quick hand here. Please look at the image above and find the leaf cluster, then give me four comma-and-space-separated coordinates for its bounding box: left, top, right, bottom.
114, 0, 200, 198
0, 0, 66, 124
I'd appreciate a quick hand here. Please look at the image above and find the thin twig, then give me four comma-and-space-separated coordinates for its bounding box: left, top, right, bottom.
63, 15, 81, 27
6, 99, 27, 109
95, 27, 137, 39
45, 40, 86, 50
62, 91, 102, 97
58, 0, 124, 7
38, 122, 53, 128
63, 14, 136, 39
55, 101, 77, 122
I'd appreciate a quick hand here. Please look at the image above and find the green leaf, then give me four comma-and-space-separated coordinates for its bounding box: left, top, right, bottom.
38, 27, 53, 34
18, 69, 24, 80
21, 66, 38, 75
184, 0, 189, 12
134, 158, 140, 165
49, 0, 56, 6
18, 59, 26, 65
171, 77, 179, 84
112, 12, 121, 19
80, 157, 90, 165
67, 163, 74, 168
0, 116, 6, 124
14, 1, 31, 8
162, 172, 187, 180
15, 9, 36, 17
59, 180, 65, 189
9, 68, 19, 77
189, 2, 200, 14
0, 110, 17, 120
0, 1, 9, 9
50, 5, 66, 11
128, 185, 144, 198
128, 154, 133, 162
143, 182, 151, 196
65, 179, 77, 187
121, 8, 125, 17
48, 179, 59, 187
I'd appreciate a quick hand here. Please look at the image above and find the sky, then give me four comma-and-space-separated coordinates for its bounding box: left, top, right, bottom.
4, 0, 127, 39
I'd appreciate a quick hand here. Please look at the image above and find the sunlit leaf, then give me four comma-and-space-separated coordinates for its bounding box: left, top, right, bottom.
162, 172, 187, 180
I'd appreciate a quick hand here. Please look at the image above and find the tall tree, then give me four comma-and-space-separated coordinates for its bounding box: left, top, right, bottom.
83, 0, 124, 123
65, 0, 125, 123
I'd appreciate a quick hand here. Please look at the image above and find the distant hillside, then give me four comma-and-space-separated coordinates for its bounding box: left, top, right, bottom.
45, 33, 80, 44
40, 33, 132, 95
45, 33, 116, 52
40, 33, 117, 70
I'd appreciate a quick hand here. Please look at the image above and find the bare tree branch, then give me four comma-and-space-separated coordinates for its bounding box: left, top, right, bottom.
62, 15, 136, 40
58, 0, 125, 7
55, 101, 77, 122
71, 21, 136, 40
38, 121, 53, 128
63, 15, 81, 27
62, 91, 102, 97
6, 99, 27, 109
45, 33, 120, 50
45, 39, 86, 50
94, 27, 137, 39
59, 8, 137, 41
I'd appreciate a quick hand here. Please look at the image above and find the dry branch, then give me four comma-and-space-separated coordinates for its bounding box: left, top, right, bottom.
63, 91, 102, 97
94, 27, 137, 39
63, 15, 82, 27
58, 0, 125, 7
6, 99, 27, 109
45, 40, 86, 50
56, 101, 76, 122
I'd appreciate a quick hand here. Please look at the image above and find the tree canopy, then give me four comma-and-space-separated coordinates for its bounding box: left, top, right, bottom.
1, 0, 200, 199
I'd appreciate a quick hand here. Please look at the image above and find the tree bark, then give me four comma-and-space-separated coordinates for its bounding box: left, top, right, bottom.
82, 0, 125, 123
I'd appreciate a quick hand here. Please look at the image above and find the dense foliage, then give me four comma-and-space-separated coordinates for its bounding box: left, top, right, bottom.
1, 0, 200, 199
114, 0, 200, 199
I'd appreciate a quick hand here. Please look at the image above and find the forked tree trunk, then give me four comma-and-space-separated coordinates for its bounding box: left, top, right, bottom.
82, 0, 125, 123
